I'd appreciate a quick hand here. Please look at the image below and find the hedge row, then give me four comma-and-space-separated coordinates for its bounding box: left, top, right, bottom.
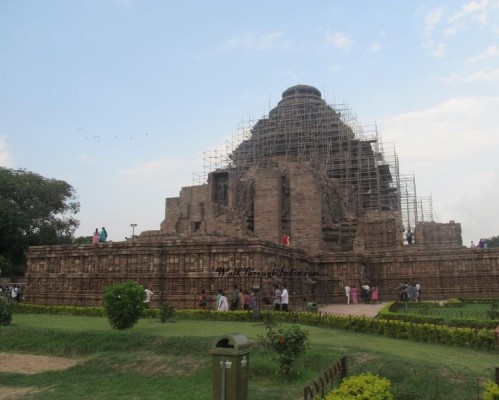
379, 302, 499, 330
13, 304, 497, 350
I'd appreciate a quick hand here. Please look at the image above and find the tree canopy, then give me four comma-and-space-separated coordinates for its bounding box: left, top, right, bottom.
485, 236, 499, 248
0, 167, 80, 275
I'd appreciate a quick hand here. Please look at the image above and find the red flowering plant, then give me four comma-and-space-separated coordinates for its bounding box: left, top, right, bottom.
260, 325, 310, 377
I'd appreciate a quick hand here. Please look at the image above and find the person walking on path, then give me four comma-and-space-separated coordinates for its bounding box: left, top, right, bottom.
281, 285, 289, 311
350, 285, 358, 304
344, 285, 351, 305
274, 284, 282, 311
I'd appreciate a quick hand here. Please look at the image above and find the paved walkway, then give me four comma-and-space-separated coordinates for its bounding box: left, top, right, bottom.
319, 302, 387, 317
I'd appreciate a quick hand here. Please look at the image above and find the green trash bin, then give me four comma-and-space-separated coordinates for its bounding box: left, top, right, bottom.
306, 302, 318, 313
210, 333, 251, 400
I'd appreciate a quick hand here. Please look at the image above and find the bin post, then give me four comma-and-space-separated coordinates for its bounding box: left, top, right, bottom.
210, 333, 251, 400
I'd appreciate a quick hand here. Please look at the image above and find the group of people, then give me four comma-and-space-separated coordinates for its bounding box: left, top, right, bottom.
344, 283, 379, 305
398, 282, 421, 302
212, 286, 258, 311
471, 239, 488, 249
273, 284, 289, 311
0, 285, 22, 303
92, 227, 108, 244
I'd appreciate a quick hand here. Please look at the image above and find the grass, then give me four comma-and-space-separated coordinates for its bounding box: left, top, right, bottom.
403, 302, 496, 321
0, 314, 498, 399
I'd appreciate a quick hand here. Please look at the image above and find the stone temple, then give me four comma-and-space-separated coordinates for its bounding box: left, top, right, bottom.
24, 85, 498, 309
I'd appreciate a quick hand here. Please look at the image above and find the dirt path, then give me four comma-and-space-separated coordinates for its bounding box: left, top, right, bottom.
319, 302, 386, 317
0, 353, 80, 399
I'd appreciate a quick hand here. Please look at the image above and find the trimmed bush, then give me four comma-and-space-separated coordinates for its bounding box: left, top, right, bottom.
325, 372, 393, 400
483, 381, 499, 400
0, 299, 13, 326
159, 302, 175, 323
260, 324, 310, 377
103, 281, 145, 330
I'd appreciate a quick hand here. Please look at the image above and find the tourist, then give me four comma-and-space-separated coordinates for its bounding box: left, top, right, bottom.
281, 285, 289, 311
92, 228, 100, 245
100, 227, 108, 242
238, 288, 244, 310
344, 285, 351, 305
350, 285, 358, 304
10, 285, 17, 303
407, 283, 418, 301
273, 284, 282, 311
281, 233, 290, 246
361, 283, 370, 304
16, 285, 22, 302
198, 289, 207, 309
243, 290, 252, 310
370, 285, 379, 304
400, 283, 409, 301
406, 230, 413, 245
217, 292, 229, 311
144, 287, 153, 307
415, 283, 421, 301
478, 239, 484, 249
215, 289, 222, 309
231, 286, 239, 310
470, 241, 476, 248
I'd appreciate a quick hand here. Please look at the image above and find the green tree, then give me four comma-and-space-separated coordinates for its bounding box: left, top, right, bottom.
485, 236, 499, 248
72, 236, 92, 245
0, 167, 80, 275
103, 281, 146, 330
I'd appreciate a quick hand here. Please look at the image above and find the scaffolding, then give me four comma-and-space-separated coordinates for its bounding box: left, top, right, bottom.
192, 85, 432, 224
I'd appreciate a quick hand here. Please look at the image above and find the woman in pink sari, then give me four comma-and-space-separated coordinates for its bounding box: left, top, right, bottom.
350, 285, 359, 304
92, 228, 100, 245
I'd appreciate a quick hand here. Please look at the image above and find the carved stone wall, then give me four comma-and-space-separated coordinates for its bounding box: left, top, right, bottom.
24, 237, 499, 309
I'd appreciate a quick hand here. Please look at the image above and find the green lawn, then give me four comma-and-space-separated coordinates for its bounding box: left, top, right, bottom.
403, 302, 497, 321
0, 314, 497, 399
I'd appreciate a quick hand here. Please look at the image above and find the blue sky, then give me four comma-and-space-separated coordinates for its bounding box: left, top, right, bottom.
1, 0, 498, 246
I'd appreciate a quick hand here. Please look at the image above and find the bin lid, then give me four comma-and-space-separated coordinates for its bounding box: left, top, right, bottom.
210, 332, 252, 355
307, 302, 317, 307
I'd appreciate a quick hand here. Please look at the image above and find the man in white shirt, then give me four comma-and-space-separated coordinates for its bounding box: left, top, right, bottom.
281, 285, 289, 312
344, 285, 351, 305
144, 288, 153, 307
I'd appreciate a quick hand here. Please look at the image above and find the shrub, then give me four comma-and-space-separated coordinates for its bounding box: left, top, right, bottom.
446, 298, 464, 307
159, 302, 175, 323
103, 281, 145, 330
483, 381, 499, 400
325, 372, 393, 400
0, 299, 13, 326
260, 324, 310, 377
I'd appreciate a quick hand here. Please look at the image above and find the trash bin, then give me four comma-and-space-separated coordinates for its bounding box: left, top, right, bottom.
210, 333, 251, 400
306, 302, 318, 313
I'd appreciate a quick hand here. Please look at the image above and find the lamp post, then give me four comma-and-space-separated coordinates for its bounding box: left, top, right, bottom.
130, 223, 137, 238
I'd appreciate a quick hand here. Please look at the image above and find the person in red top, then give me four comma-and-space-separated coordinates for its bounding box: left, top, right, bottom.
281, 233, 290, 246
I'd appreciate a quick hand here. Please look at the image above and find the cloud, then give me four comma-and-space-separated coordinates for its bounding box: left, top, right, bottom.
324, 31, 352, 49
466, 45, 499, 63
77, 153, 94, 163
430, 42, 447, 58
442, 67, 499, 83
381, 96, 499, 159
0, 136, 13, 167
448, 0, 490, 23
380, 96, 499, 244
369, 42, 381, 53
424, 6, 446, 35
223, 32, 289, 51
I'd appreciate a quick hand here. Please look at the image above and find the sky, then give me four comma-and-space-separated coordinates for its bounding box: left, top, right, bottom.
1, 0, 498, 246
